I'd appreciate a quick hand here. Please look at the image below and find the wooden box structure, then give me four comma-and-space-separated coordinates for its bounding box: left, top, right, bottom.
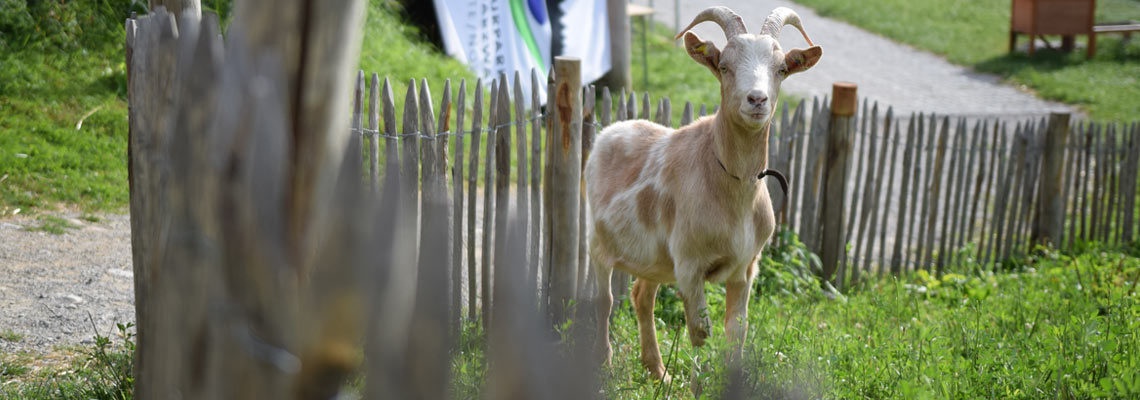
1010, 0, 1096, 58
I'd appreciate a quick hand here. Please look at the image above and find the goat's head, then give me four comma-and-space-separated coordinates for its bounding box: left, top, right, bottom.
675, 7, 822, 129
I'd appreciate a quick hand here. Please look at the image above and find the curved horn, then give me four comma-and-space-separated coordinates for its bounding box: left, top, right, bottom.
760, 7, 815, 46
673, 6, 747, 40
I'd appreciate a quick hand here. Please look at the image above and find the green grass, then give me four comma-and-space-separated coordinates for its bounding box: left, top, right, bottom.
23, 215, 80, 235
1, 330, 24, 343
793, 0, 1140, 121
0, 323, 135, 400
452, 235, 1140, 398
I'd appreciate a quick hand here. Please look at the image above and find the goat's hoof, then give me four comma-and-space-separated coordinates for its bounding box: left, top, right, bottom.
688, 328, 709, 347
647, 364, 671, 383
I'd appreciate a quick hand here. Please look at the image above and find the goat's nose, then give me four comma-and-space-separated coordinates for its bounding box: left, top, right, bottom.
747, 91, 769, 107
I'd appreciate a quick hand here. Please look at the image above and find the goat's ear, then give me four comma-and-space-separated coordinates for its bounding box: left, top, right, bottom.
683, 31, 722, 77
784, 45, 822, 75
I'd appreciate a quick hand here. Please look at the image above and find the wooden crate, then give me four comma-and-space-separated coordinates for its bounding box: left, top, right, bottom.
1009, 0, 1096, 58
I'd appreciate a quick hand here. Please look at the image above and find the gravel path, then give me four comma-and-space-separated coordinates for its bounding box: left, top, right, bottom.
646, 0, 1076, 118
0, 213, 134, 355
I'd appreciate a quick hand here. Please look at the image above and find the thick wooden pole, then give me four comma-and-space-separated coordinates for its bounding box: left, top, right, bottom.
545, 57, 582, 323
818, 83, 856, 285
1033, 112, 1071, 247
600, 0, 631, 92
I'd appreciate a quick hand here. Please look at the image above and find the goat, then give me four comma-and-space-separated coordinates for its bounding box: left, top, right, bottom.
585, 6, 821, 380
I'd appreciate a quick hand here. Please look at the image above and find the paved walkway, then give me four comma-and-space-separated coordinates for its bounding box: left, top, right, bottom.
647, 0, 1075, 118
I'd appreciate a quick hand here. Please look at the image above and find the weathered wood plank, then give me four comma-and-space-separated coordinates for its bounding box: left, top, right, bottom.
400, 78, 421, 228
877, 114, 899, 275
512, 72, 530, 286
787, 100, 807, 232
352, 71, 365, 186
984, 124, 1010, 267
1105, 124, 1119, 242
976, 120, 999, 261
842, 100, 870, 274
799, 98, 826, 252
482, 78, 498, 328
966, 121, 989, 252
681, 101, 693, 126
891, 112, 915, 274
578, 85, 596, 298
368, 73, 380, 191
1065, 121, 1083, 250
1122, 123, 1139, 243
936, 120, 963, 273
913, 114, 932, 269
382, 78, 398, 183
903, 113, 926, 270
1032, 113, 1071, 247
465, 80, 483, 321
493, 75, 512, 328
921, 117, 950, 270
453, 80, 466, 321
852, 104, 880, 278
530, 70, 543, 293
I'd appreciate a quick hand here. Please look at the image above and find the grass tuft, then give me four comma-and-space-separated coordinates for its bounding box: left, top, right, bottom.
24, 215, 79, 235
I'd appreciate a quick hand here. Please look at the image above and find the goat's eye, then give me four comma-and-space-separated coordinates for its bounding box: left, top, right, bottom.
719, 65, 729, 73
778, 67, 788, 76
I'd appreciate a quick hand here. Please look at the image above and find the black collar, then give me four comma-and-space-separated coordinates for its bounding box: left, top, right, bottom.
714, 157, 789, 197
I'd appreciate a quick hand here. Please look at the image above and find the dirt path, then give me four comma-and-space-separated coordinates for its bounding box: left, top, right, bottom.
645, 0, 1076, 118
0, 213, 134, 355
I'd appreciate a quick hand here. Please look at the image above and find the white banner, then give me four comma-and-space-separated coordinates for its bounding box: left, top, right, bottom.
433, 0, 552, 105
556, 0, 610, 85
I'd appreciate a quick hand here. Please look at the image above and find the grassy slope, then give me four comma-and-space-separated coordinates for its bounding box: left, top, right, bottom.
454, 242, 1140, 399
0, 2, 481, 214
793, 0, 1140, 121
0, 39, 130, 214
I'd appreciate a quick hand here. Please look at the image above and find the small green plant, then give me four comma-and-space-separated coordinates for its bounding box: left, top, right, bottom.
1, 329, 24, 342
24, 215, 78, 235
79, 214, 101, 223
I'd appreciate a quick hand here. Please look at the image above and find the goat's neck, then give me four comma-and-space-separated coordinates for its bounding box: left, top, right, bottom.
711, 114, 770, 183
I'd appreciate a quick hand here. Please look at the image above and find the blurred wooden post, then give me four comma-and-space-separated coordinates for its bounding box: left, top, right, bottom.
601, 0, 631, 92
818, 82, 857, 285
1032, 112, 1071, 247
545, 57, 582, 324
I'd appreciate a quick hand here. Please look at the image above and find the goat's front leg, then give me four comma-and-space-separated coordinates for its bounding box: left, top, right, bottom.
724, 274, 753, 361
676, 265, 711, 347
594, 260, 614, 365
631, 278, 668, 380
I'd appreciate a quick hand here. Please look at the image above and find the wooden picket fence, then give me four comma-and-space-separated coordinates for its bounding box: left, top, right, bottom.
767, 97, 1140, 288
357, 71, 1140, 310
126, 5, 1140, 397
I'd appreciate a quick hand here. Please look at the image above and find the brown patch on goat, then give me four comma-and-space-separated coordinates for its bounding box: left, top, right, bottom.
660, 195, 676, 233
636, 186, 659, 229
594, 123, 665, 207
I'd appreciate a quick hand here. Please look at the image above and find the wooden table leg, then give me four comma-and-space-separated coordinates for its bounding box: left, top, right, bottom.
1009, 30, 1017, 52
1087, 33, 1096, 59
1061, 35, 1075, 52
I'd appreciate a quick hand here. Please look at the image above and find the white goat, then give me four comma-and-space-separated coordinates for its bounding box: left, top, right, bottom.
586, 6, 821, 380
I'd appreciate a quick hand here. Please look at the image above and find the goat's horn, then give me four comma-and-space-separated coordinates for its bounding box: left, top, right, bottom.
760, 7, 814, 46
673, 6, 747, 40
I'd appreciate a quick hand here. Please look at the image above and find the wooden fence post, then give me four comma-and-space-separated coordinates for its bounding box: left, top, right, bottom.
1032, 112, 1071, 247
545, 57, 582, 323
818, 82, 857, 284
